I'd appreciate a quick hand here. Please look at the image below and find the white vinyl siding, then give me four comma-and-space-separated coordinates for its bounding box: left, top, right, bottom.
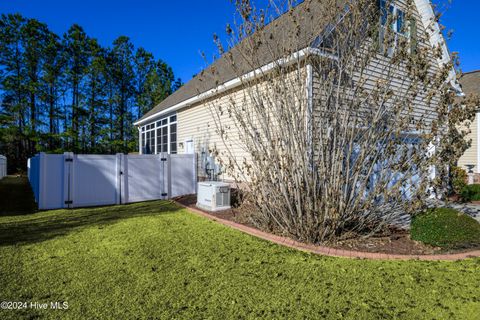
457, 114, 479, 173
313, 0, 441, 129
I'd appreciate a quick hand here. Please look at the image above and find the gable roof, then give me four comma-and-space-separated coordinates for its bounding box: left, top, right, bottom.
136, 0, 344, 124
136, 0, 457, 125
459, 70, 480, 97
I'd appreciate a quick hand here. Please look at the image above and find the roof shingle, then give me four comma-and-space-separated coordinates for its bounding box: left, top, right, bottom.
459, 70, 480, 97
138, 0, 344, 123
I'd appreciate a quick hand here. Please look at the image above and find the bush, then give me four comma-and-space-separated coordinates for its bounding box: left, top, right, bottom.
451, 166, 467, 194
460, 184, 480, 202
411, 208, 480, 249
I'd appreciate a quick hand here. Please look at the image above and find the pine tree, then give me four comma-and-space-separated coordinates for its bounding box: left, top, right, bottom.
0, 16, 180, 171
173, 78, 183, 91
151, 59, 175, 104
134, 47, 155, 119
109, 36, 135, 153
0, 14, 28, 170
63, 24, 90, 152
85, 38, 107, 152
22, 19, 50, 154
40, 31, 65, 151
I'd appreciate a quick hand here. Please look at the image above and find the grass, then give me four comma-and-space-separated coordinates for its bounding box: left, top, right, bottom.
0, 178, 479, 319
0, 176, 37, 216
411, 208, 480, 249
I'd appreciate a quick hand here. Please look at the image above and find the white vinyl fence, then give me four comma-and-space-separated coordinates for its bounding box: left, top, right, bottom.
0, 155, 6, 180
27, 152, 196, 210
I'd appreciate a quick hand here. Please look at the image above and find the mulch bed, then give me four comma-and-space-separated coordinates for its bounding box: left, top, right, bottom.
174, 194, 451, 256
327, 232, 439, 255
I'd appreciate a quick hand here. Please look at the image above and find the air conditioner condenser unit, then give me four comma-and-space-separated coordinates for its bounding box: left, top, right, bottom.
196, 181, 231, 212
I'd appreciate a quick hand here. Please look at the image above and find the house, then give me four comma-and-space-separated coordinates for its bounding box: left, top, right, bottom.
133, 0, 459, 181
457, 70, 480, 176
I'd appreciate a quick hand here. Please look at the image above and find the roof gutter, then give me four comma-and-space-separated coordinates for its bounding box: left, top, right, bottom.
134, 47, 334, 126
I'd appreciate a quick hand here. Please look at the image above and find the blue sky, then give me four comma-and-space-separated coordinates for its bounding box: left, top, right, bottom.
0, 0, 478, 83
433, 0, 479, 73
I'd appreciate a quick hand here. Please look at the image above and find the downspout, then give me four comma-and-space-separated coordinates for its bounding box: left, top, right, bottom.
138, 126, 142, 155
477, 112, 480, 174
306, 63, 314, 164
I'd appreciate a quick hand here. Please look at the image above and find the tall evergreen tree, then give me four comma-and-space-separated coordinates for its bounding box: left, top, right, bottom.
85, 38, 107, 152
109, 36, 134, 153
0, 14, 28, 169
63, 24, 90, 152
151, 59, 175, 105
134, 47, 155, 119
134, 50, 182, 119
21, 19, 50, 153
173, 77, 183, 91
40, 31, 65, 151
0, 15, 181, 171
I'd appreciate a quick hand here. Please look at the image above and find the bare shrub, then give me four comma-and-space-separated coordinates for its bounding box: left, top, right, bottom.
205, 0, 477, 243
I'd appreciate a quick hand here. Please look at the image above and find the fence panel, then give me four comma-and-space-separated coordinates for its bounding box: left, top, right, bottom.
41, 154, 66, 210
27, 152, 196, 210
0, 155, 6, 180
70, 155, 120, 208
28, 155, 40, 203
124, 155, 166, 203
170, 154, 197, 198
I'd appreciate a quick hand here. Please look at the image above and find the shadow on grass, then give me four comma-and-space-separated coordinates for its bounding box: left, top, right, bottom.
0, 177, 183, 246
0, 176, 38, 216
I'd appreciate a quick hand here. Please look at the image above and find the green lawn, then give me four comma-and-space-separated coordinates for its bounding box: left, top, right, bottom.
0, 181, 479, 319
0, 176, 37, 216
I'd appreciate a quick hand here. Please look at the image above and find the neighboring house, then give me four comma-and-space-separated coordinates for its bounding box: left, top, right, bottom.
457, 70, 480, 175
134, 0, 459, 180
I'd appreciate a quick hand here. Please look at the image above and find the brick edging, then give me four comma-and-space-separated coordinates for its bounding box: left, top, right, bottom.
176, 202, 480, 261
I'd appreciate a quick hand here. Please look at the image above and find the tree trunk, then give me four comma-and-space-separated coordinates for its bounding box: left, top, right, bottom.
72, 79, 78, 152
49, 84, 55, 150
120, 87, 125, 153
29, 90, 36, 155
89, 80, 96, 151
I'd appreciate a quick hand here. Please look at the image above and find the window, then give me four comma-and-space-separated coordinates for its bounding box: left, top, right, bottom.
143, 128, 155, 154
362, 133, 423, 200
161, 126, 168, 153
397, 9, 405, 35
156, 127, 163, 153
380, 0, 388, 26
141, 113, 178, 155
170, 123, 177, 154
379, 1, 416, 55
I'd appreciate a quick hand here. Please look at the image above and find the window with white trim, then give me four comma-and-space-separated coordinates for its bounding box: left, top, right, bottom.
143, 124, 156, 155
379, 1, 416, 55
140, 114, 178, 154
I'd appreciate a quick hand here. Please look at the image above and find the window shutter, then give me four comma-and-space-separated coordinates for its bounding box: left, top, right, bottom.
410, 18, 418, 54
